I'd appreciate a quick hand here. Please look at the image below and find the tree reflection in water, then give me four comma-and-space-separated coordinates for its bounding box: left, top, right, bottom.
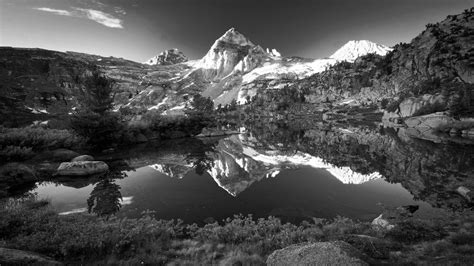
87, 171, 127, 218
185, 141, 216, 176
192, 156, 215, 176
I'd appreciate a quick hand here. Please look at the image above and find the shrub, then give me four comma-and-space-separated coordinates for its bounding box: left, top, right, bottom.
386, 219, 446, 244
71, 111, 123, 147
0, 126, 84, 162
187, 94, 214, 115
0, 126, 83, 150
188, 215, 325, 256
0, 145, 34, 162
449, 231, 474, 246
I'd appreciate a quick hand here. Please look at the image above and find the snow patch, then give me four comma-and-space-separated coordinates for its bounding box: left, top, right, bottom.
148, 97, 168, 110
25, 106, 48, 114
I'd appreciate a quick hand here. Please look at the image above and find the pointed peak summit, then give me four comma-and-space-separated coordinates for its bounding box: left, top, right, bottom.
222, 27, 240, 36
215, 27, 254, 47
226, 27, 236, 33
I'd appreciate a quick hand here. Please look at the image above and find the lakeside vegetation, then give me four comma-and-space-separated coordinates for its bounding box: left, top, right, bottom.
0, 126, 84, 162
0, 72, 221, 163
1, 196, 473, 264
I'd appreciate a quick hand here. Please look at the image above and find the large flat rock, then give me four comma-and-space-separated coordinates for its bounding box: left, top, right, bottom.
266, 241, 368, 266
57, 161, 109, 176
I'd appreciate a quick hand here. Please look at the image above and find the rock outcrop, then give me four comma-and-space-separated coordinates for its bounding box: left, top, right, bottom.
266, 241, 368, 265
56, 161, 109, 176
71, 155, 94, 162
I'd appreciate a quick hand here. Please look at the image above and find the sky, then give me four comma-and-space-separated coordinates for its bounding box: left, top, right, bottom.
0, 0, 472, 62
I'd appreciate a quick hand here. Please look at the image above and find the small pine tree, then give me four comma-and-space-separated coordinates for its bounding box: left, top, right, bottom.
229, 99, 238, 111
71, 71, 122, 147
190, 94, 214, 113
77, 71, 115, 115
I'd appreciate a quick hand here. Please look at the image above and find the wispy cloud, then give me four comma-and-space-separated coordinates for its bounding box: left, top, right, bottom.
74, 8, 123, 28
33, 6, 124, 29
34, 7, 73, 16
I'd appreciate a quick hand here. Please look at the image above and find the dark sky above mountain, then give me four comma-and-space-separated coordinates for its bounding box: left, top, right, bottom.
1, 0, 472, 62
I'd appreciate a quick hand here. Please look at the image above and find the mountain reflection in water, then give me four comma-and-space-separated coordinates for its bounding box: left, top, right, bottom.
33, 123, 474, 223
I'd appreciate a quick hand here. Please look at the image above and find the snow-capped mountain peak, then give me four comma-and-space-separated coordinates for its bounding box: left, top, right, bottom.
144, 48, 188, 65
330, 40, 392, 62
215, 27, 254, 46
197, 28, 266, 79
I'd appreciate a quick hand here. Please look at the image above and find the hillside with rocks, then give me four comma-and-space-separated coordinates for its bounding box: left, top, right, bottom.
244, 9, 473, 120
0, 48, 155, 125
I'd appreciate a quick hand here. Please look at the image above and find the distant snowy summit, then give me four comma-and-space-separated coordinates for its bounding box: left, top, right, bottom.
330, 40, 392, 62
144, 48, 188, 65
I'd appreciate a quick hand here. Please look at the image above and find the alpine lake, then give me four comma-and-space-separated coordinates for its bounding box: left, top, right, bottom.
18, 121, 473, 225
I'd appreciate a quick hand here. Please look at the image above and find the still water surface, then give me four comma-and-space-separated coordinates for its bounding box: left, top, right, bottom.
35, 166, 434, 223
31, 124, 473, 223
